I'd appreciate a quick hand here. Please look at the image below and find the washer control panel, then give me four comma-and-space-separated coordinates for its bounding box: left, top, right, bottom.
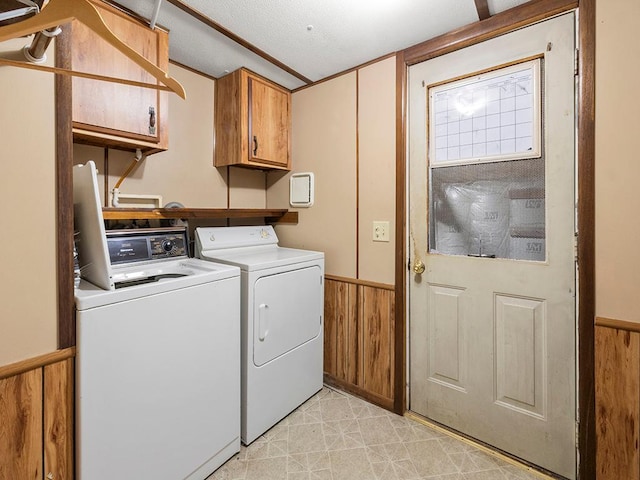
107, 228, 189, 265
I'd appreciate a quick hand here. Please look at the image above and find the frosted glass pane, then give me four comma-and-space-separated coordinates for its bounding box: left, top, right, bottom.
429, 158, 545, 261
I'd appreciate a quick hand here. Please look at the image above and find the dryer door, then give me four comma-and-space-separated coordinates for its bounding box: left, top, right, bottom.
253, 265, 322, 367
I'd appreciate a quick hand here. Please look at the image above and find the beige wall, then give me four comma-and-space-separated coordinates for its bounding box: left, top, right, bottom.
267, 57, 396, 285
0, 59, 269, 367
595, 0, 640, 323
358, 57, 396, 285
8, 4, 624, 366
267, 73, 359, 278
74, 63, 266, 210
0, 38, 57, 365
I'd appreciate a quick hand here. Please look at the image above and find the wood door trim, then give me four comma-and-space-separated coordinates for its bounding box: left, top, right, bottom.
403, 0, 577, 66
395, 0, 595, 477
577, 1, 596, 478
394, 49, 407, 416
0, 348, 76, 381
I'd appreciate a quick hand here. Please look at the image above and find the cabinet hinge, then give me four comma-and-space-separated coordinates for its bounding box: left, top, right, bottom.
574, 233, 579, 262
574, 48, 579, 76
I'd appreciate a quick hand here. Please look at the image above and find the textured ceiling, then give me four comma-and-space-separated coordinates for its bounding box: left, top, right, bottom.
114, 0, 530, 90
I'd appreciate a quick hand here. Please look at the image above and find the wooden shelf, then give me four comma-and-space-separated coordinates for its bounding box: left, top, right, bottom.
102, 208, 298, 224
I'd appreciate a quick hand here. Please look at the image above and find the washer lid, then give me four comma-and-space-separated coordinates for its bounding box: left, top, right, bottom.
73, 161, 113, 290
74, 258, 239, 310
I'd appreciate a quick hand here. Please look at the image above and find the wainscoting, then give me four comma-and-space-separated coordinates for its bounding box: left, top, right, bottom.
596, 318, 640, 480
323, 275, 395, 410
0, 348, 75, 480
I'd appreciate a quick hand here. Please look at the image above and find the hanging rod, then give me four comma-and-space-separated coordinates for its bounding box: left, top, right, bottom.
0, 0, 186, 98
0, 6, 38, 23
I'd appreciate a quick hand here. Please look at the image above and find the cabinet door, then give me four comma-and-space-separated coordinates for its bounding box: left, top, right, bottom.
248, 76, 290, 168
71, 2, 163, 144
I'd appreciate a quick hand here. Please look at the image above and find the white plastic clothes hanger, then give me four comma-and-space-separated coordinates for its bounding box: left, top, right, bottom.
0, 0, 186, 99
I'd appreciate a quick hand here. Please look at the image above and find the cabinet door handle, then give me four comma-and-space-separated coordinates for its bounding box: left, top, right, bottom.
253, 135, 258, 156
149, 106, 156, 135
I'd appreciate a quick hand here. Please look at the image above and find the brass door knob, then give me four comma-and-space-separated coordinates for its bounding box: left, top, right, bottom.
413, 260, 425, 274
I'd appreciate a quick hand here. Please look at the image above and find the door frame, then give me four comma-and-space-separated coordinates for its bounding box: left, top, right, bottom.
392, 0, 595, 478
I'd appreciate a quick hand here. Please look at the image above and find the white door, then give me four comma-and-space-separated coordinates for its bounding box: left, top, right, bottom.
408, 13, 576, 478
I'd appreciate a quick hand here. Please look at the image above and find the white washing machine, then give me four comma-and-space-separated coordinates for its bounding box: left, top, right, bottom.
73, 162, 241, 480
195, 225, 324, 445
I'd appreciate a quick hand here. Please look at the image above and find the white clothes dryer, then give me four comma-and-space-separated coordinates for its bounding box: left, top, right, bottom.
195, 225, 324, 445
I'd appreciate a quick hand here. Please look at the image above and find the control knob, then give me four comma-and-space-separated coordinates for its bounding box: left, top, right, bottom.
161, 239, 175, 253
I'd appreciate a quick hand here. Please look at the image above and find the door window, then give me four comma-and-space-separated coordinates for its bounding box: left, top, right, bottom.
428, 59, 546, 261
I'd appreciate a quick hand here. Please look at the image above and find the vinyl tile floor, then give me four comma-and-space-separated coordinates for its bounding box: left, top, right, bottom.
207, 386, 548, 480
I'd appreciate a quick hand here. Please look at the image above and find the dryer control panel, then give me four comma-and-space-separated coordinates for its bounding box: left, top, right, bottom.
107, 228, 189, 265
195, 225, 278, 254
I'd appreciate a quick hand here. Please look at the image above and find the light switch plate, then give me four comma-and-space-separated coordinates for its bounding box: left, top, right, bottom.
373, 221, 390, 242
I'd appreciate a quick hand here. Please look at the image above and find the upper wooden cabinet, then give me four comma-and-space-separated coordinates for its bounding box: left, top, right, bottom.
215, 68, 291, 170
68, 0, 169, 154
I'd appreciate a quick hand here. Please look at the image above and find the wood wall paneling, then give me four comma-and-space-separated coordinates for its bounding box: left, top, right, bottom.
360, 285, 395, 400
44, 357, 75, 480
324, 278, 358, 384
342, 283, 359, 385
595, 325, 640, 480
324, 277, 395, 409
0, 350, 75, 480
323, 278, 339, 377
323, 279, 338, 376
0, 369, 43, 479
